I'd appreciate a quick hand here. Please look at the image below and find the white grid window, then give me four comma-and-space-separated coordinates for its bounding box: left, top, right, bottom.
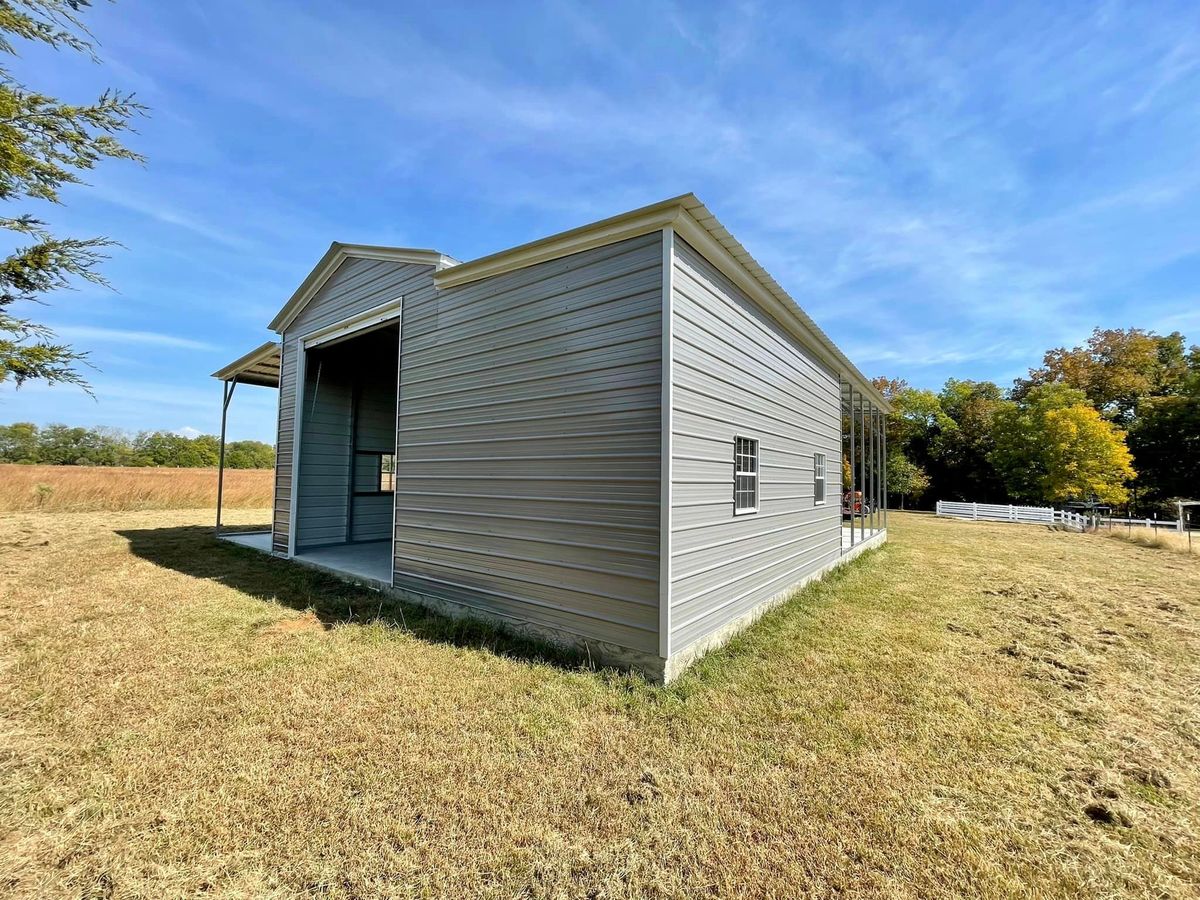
814, 452, 826, 504
734, 436, 759, 514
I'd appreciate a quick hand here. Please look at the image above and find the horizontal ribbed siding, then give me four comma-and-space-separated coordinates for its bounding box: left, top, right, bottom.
393, 234, 663, 654
273, 258, 435, 554
272, 340, 295, 553
670, 238, 843, 653
296, 361, 351, 548
350, 333, 399, 543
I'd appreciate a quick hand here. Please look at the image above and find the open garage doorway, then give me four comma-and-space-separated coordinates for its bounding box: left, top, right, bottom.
293, 321, 399, 585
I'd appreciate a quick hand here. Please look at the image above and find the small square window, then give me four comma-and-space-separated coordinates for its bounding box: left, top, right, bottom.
814, 452, 826, 505
379, 453, 395, 493
734, 436, 758, 514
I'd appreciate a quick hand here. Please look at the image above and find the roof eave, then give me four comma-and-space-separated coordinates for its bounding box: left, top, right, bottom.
211, 340, 282, 387
433, 193, 889, 411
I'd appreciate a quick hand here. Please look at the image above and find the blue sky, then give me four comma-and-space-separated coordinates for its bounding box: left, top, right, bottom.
5, 0, 1200, 442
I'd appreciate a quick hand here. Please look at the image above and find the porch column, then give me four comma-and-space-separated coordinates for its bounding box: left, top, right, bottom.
882, 407, 888, 530
858, 393, 866, 539
216, 375, 237, 536
873, 406, 881, 534
870, 402, 877, 535
848, 384, 856, 547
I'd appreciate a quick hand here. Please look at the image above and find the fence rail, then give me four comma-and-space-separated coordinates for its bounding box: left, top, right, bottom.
1098, 516, 1195, 533
935, 500, 1088, 531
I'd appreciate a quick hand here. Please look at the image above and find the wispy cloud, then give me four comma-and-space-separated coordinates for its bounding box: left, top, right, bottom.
2, 0, 1198, 438
54, 325, 218, 352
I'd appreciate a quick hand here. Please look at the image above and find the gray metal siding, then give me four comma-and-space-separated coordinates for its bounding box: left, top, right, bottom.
272, 340, 295, 553
271, 258, 435, 554
670, 238, 843, 653
349, 342, 399, 543
393, 234, 663, 654
296, 361, 352, 547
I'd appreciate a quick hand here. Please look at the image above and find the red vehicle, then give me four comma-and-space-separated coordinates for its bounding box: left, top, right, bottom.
842, 490, 871, 516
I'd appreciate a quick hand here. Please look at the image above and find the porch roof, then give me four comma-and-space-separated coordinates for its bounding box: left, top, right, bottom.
211, 340, 282, 388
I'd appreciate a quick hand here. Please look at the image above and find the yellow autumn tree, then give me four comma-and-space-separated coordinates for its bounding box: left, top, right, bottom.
991, 384, 1136, 505
1040, 405, 1134, 504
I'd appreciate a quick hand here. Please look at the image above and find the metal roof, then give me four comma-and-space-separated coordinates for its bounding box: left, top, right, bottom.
211, 341, 282, 388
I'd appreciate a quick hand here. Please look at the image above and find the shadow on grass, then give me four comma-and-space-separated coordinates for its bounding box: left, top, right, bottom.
116, 524, 595, 674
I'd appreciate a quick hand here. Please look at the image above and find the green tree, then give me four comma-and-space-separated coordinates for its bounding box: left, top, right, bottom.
871, 376, 955, 508
0, 420, 39, 461
134, 431, 220, 467
886, 451, 930, 509
991, 384, 1134, 505
0, 1, 143, 390
35, 422, 113, 464
930, 379, 1008, 502
1128, 372, 1200, 502
225, 440, 275, 469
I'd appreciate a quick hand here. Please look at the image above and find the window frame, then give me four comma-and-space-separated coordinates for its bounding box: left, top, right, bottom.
733, 435, 759, 516
813, 452, 826, 505
353, 450, 396, 496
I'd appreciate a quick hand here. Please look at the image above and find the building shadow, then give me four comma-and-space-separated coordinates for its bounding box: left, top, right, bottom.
116, 524, 594, 673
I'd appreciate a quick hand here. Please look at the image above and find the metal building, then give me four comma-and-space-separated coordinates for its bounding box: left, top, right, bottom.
213, 195, 890, 681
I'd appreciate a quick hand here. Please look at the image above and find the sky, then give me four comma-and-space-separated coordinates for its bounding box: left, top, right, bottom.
4, 0, 1200, 442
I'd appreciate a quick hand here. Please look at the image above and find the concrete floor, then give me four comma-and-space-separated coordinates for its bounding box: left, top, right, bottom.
220, 531, 272, 552
218, 532, 393, 587
297, 541, 393, 586
842, 525, 885, 554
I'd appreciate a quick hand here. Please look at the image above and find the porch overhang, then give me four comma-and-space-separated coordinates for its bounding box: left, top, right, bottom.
211, 341, 282, 388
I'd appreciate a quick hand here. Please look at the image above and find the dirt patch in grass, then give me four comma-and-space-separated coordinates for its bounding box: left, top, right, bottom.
1, 509, 1198, 897
259, 611, 327, 636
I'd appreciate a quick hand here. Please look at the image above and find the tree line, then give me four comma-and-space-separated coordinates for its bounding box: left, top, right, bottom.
879, 328, 1200, 515
0, 423, 274, 469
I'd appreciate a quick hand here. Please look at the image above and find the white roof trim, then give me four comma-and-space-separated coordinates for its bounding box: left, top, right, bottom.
211, 341, 281, 387
268, 243, 457, 333
432, 194, 889, 411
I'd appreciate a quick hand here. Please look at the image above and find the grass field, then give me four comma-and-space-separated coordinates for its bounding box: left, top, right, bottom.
1106, 525, 1199, 557
0, 464, 274, 512
1, 510, 1197, 898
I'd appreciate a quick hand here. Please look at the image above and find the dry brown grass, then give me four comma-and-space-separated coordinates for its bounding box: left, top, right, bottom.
1104, 525, 1199, 557
0, 464, 273, 512
1, 510, 1197, 898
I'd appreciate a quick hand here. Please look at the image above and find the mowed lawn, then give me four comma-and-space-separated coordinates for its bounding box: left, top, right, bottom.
1, 510, 1197, 898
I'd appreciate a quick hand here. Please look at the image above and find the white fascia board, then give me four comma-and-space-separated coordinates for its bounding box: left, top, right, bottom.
431, 193, 887, 411
433, 196, 688, 290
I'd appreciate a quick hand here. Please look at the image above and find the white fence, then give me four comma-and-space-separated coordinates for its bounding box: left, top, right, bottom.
1099, 516, 1191, 533
936, 500, 1089, 532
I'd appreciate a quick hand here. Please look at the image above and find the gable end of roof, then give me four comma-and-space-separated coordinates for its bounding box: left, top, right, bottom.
268, 243, 456, 333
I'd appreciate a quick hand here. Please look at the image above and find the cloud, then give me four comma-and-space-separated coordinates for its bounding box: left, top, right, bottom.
53, 326, 218, 352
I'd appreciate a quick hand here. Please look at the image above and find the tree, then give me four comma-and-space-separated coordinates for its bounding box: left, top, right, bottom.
1015, 328, 1191, 425
871, 377, 955, 508
930, 379, 1008, 502
886, 451, 930, 509
990, 384, 1134, 505
1128, 388, 1200, 502
0, 420, 38, 461
225, 440, 275, 469
134, 431, 219, 468
0, 1, 143, 390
